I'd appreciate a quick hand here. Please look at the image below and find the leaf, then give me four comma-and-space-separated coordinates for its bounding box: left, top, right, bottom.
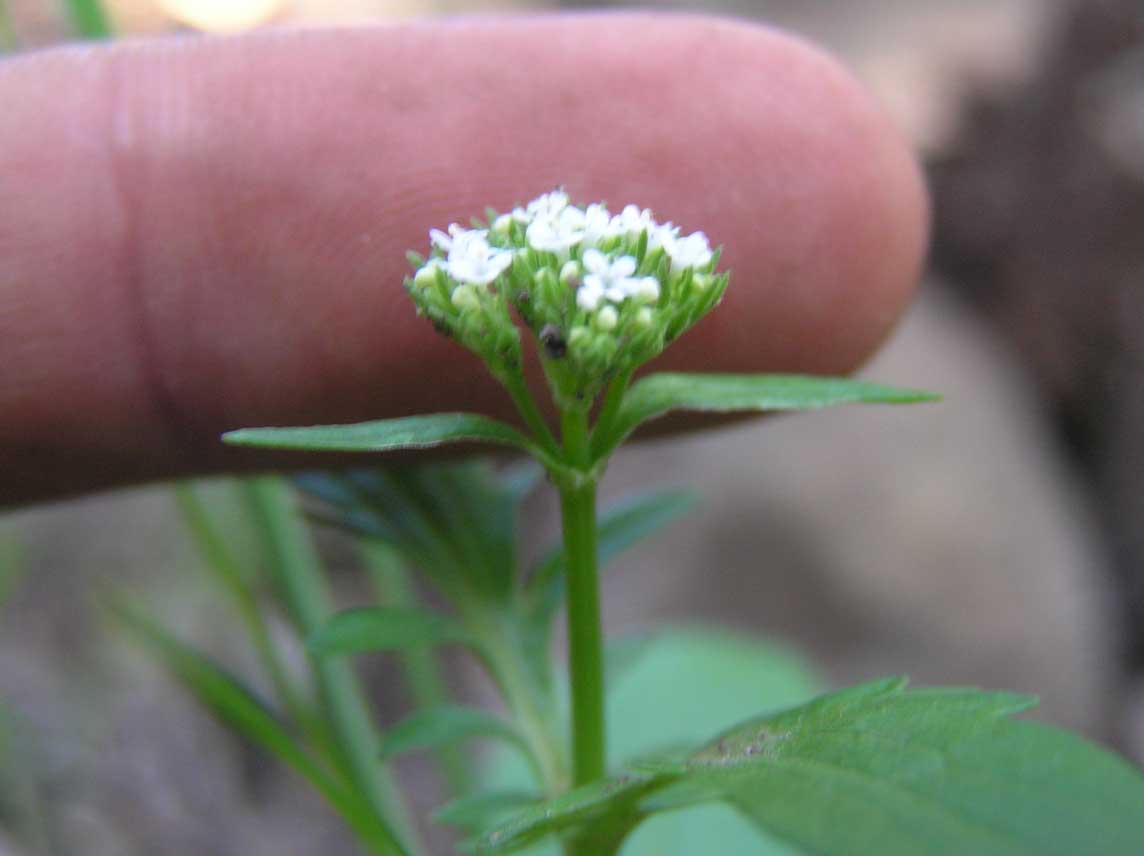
476, 678, 1144, 855
113, 603, 356, 821
309, 607, 474, 658
467, 765, 683, 855
528, 489, 698, 618
297, 462, 530, 600
225, 413, 539, 457
434, 790, 543, 832
62, 0, 112, 39
381, 706, 528, 762
593, 373, 938, 459
477, 628, 820, 856
661, 679, 1144, 856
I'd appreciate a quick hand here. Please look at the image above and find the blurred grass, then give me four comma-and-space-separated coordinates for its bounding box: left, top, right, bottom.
62, 0, 113, 39
0, 0, 16, 52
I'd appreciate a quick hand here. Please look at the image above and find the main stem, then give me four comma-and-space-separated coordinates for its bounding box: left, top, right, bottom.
559, 410, 607, 787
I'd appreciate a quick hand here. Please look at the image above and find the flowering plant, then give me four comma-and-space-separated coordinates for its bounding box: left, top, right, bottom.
120, 192, 1144, 856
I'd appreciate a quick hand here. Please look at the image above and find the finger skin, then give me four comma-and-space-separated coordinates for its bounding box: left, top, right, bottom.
0, 14, 927, 505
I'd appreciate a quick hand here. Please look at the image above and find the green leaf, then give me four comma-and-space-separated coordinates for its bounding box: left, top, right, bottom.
381, 706, 528, 762
62, 0, 113, 39
309, 607, 474, 658
594, 373, 938, 459
434, 790, 543, 832
297, 462, 531, 600
664, 679, 1144, 856
528, 489, 698, 618
468, 765, 683, 855
112, 602, 378, 836
478, 628, 820, 856
225, 413, 539, 457
477, 678, 1144, 856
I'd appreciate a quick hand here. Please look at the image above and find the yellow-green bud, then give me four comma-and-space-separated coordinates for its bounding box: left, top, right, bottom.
451, 284, 481, 311
595, 305, 619, 331
560, 260, 581, 286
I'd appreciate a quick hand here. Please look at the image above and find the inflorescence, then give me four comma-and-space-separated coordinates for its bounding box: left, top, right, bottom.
406, 190, 729, 411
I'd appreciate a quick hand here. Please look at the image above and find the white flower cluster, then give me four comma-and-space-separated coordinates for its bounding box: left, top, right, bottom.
495, 190, 713, 274
407, 190, 729, 408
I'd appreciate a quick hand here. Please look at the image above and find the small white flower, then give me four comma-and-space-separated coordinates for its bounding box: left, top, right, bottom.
583, 250, 638, 294
611, 204, 656, 239
528, 189, 569, 218
493, 214, 513, 234
429, 223, 479, 253
634, 307, 654, 328
581, 203, 614, 247
446, 230, 513, 286
665, 230, 713, 269
512, 189, 570, 224
577, 280, 604, 312
648, 222, 679, 253
527, 206, 586, 253
595, 305, 619, 331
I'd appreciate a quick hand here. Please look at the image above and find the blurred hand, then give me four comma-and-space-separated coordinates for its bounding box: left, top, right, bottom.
0, 14, 927, 505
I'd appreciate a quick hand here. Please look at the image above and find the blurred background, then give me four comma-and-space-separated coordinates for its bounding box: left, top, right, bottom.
2, 0, 1143, 852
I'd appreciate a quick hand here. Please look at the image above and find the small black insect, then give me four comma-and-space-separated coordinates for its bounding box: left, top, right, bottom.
539, 324, 567, 359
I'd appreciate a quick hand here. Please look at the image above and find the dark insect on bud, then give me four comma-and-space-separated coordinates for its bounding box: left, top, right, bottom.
539, 324, 567, 359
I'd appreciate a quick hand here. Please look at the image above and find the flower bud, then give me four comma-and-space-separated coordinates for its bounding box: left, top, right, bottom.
595, 305, 619, 332
560, 260, 581, 287
413, 262, 441, 291
451, 284, 481, 311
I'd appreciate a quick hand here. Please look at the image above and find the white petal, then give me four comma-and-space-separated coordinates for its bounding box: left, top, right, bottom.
582, 249, 608, 275
577, 285, 602, 311
613, 256, 638, 278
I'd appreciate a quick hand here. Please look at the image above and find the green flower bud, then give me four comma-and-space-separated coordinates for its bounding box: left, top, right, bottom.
451, 284, 480, 311
595, 305, 619, 332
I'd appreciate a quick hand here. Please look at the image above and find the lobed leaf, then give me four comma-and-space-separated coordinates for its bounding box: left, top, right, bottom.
593, 373, 938, 459
474, 678, 1144, 855
309, 607, 475, 658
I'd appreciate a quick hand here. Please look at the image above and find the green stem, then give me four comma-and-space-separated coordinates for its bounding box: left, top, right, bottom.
590, 368, 634, 458
363, 541, 472, 797
243, 479, 422, 856
558, 410, 606, 787
503, 369, 561, 457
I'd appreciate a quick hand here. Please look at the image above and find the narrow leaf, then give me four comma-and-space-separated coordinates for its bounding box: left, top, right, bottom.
381, 706, 526, 762
113, 603, 352, 813
595, 373, 938, 458
309, 607, 473, 658
434, 790, 542, 832
62, 0, 113, 39
225, 413, 538, 456
529, 489, 698, 617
